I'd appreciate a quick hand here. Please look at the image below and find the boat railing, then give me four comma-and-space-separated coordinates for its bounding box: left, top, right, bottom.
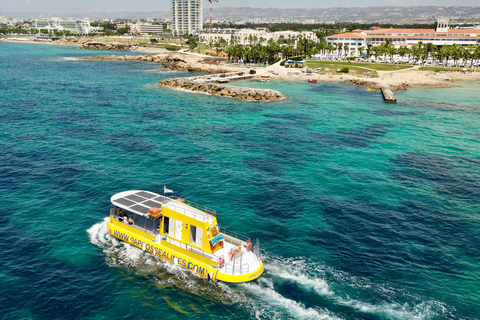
219, 227, 250, 244
224, 263, 249, 275
218, 237, 261, 275
174, 197, 217, 218
165, 201, 215, 223
163, 234, 216, 262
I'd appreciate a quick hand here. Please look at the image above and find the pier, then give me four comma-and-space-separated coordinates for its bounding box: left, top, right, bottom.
380, 86, 397, 103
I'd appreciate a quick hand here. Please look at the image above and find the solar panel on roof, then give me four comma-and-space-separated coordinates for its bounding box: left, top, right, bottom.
115, 198, 136, 207
130, 204, 150, 215
136, 191, 157, 199
143, 200, 163, 208
125, 194, 146, 203
153, 196, 169, 203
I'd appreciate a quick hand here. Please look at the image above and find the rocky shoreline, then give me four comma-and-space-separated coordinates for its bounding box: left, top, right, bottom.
78, 52, 241, 74
80, 42, 138, 51
345, 79, 410, 92
156, 78, 285, 102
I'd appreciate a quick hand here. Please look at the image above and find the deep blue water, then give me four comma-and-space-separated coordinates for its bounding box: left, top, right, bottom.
1, 42, 480, 320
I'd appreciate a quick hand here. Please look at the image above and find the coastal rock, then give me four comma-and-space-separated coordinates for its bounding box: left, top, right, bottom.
156, 78, 285, 102
78, 52, 242, 73
345, 79, 410, 92
80, 41, 137, 51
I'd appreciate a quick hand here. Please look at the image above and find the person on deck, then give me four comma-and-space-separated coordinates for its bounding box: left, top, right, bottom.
118, 209, 127, 222
128, 216, 134, 225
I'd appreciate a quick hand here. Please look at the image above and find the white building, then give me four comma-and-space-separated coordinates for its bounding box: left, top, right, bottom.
200, 29, 318, 47
326, 19, 480, 56
30, 18, 99, 34
200, 33, 232, 44
134, 23, 164, 35
171, 0, 203, 35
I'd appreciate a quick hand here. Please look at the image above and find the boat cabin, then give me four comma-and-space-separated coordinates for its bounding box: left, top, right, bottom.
110, 190, 224, 254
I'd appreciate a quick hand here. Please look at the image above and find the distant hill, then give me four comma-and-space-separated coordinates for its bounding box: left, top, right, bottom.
211, 6, 480, 23
2, 6, 480, 23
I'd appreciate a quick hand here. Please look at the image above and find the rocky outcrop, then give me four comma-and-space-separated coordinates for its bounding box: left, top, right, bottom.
157, 78, 285, 102
345, 79, 410, 92
78, 52, 242, 73
80, 42, 138, 51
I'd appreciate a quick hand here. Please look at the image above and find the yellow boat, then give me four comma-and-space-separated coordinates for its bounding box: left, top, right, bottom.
107, 190, 264, 282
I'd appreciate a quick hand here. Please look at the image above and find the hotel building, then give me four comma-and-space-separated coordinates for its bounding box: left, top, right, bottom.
326, 19, 480, 56
171, 0, 203, 35
200, 29, 318, 47
30, 18, 99, 34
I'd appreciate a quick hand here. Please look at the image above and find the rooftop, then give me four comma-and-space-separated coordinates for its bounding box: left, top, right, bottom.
111, 190, 215, 224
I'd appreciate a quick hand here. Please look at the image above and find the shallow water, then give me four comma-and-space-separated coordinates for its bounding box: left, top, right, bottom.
1, 42, 479, 320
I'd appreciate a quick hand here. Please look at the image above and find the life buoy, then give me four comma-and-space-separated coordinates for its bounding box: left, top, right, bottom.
219, 257, 225, 267
247, 239, 253, 251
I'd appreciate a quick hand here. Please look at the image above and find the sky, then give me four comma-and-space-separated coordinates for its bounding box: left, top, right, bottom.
0, 0, 478, 13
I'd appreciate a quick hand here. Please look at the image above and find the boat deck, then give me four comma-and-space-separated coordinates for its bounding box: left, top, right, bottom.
213, 239, 261, 276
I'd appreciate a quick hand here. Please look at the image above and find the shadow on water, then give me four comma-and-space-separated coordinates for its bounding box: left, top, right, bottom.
312, 123, 394, 149
373, 109, 426, 116
245, 158, 283, 177
402, 99, 480, 113
0, 207, 111, 320
391, 152, 480, 202
241, 180, 308, 219
52, 111, 97, 124
0, 144, 86, 193
106, 132, 155, 153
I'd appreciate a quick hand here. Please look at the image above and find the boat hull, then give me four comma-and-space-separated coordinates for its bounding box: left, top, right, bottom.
107, 216, 263, 282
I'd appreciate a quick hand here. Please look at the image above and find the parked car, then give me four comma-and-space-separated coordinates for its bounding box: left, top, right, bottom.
238, 71, 244, 76
250, 69, 257, 74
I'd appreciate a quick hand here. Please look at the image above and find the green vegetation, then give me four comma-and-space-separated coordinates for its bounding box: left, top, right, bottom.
339, 67, 349, 73
418, 66, 480, 72
306, 60, 411, 71
165, 44, 180, 51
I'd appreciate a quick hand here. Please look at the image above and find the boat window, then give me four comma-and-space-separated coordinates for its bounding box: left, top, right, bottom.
145, 217, 154, 232
163, 217, 170, 234
136, 214, 146, 229
190, 226, 197, 244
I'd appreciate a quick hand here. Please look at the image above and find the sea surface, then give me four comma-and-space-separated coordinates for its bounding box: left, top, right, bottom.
1, 42, 479, 320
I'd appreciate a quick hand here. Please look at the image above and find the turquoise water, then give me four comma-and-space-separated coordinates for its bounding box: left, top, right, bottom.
1, 42, 479, 320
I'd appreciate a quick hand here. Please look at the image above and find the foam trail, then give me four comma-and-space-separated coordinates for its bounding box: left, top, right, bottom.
260, 256, 448, 320
87, 219, 248, 305
242, 281, 341, 320
87, 222, 448, 320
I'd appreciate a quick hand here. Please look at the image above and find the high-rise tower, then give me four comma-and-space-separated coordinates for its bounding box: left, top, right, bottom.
171, 0, 203, 35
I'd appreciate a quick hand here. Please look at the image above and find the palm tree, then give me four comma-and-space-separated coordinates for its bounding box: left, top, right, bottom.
398, 46, 410, 62
336, 43, 343, 58
424, 42, 436, 60
358, 46, 365, 58
366, 44, 373, 59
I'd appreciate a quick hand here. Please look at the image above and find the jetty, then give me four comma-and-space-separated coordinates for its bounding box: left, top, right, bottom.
156, 77, 285, 102
380, 85, 397, 103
